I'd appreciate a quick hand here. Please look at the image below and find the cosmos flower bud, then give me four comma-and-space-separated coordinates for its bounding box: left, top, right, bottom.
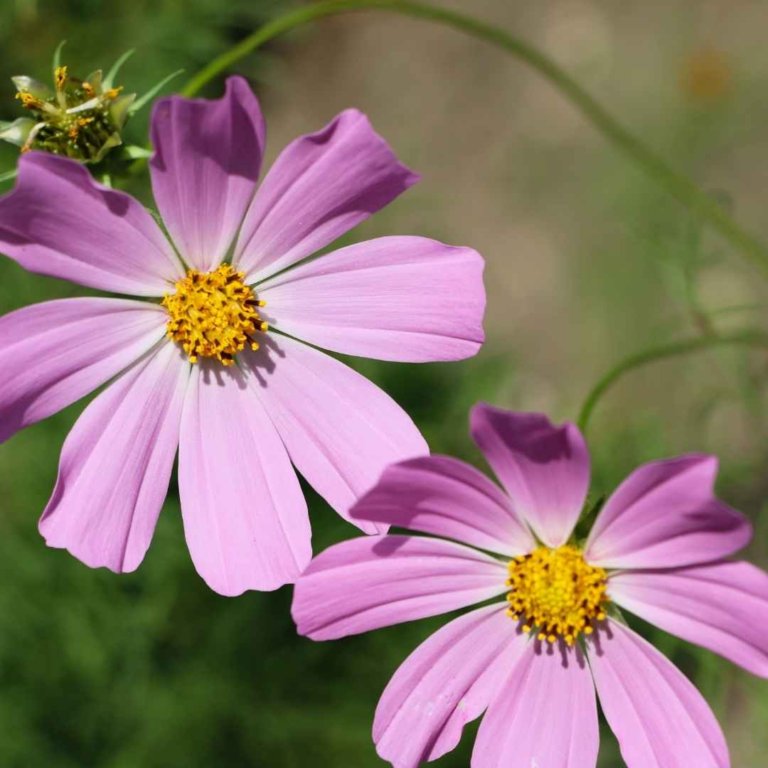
1, 47, 180, 166
3, 60, 136, 163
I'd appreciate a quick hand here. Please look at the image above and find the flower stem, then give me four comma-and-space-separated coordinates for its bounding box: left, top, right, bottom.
182, 0, 768, 275
576, 331, 768, 432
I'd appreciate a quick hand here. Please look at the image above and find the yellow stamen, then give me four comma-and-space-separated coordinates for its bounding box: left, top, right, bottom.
162, 264, 267, 366
506, 545, 608, 646
104, 86, 123, 100
54, 66, 68, 91
16, 91, 42, 110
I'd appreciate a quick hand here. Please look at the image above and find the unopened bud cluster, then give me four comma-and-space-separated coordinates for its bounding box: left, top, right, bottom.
0, 65, 134, 162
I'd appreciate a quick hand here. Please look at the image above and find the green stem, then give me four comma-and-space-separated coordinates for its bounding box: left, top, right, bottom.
577, 331, 768, 432
181, 0, 768, 274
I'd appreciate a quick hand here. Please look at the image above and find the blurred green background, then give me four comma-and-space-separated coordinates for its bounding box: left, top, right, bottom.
1, 0, 767, 765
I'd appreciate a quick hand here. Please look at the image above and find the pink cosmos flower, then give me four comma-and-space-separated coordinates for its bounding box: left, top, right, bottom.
0, 76, 485, 596
292, 404, 768, 767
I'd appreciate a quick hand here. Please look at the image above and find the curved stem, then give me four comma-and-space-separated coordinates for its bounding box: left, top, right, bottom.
576, 331, 768, 432
181, 0, 768, 274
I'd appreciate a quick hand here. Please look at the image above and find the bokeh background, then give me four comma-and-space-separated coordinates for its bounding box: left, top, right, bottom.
1, 0, 767, 765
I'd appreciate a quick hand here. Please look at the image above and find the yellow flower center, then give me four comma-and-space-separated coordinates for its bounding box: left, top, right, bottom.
506, 545, 608, 646
162, 265, 268, 366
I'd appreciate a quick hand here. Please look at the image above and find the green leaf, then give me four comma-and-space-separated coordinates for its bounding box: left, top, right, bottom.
130, 69, 184, 114
52, 40, 67, 73
104, 49, 136, 89
0, 168, 18, 184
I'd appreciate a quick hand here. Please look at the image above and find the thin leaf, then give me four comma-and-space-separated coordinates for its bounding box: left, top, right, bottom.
0, 168, 18, 184
52, 40, 67, 74
104, 49, 136, 89
130, 69, 184, 114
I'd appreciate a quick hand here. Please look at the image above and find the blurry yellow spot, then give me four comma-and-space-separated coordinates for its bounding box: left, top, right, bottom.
16, 91, 41, 110
104, 86, 123, 100
54, 66, 68, 91
680, 47, 732, 104
506, 545, 608, 645
162, 265, 267, 366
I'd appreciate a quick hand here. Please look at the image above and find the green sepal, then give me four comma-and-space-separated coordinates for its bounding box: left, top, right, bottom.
0, 117, 36, 146
11, 76, 52, 99
129, 69, 184, 115
52, 40, 67, 74
104, 49, 135, 90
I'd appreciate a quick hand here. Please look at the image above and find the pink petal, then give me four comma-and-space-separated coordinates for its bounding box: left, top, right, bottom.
348, 455, 534, 557
589, 620, 729, 768
39, 342, 188, 573
473, 643, 599, 768
178, 361, 311, 596
257, 236, 484, 362
609, 561, 768, 678
470, 404, 590, 547
149, 76, 265, 271
0, 153, 182, 295
373, 604, 525, 768
0, 298, 166, 443
243, 336, 427, 534
585, 455, 751, 569
234, 109, 418, 282
291, 535, 508, 640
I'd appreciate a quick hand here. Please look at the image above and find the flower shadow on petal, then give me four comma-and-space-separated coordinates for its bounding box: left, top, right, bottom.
150, 89, 262, 181
198, 358, 250, 391
586, 619, 615, 659
532, 634, 591, 672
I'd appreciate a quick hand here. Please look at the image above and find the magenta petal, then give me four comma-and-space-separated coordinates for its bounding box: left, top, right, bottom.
470, 404, 590, 547
291, 535, 508, 640
473, 643, 599, 768
0, 153, 182, 295
589, 620, 729, 768
0, 298, 166, 443
257, 236, 485, 362
150, 76, 265, 271
244, 336, 427, 534
373, 604, 525, 768
609, 561, 768, 678
349, 455, 534, 557
234, 109, 418, 282
39, 342, 188, 573
585, 455, 751, 569
178, 362, 311, 595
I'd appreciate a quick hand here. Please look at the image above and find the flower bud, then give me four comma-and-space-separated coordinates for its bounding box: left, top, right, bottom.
3, 60, 136, 163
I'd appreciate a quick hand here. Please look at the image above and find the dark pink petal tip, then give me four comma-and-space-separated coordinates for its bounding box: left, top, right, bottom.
0, 152, 182, 295
348, 454, 534, 556
235, 108, 420, 282
150, 75, 266, 272
586, 454, 752, 570
470, 404, 590, 547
